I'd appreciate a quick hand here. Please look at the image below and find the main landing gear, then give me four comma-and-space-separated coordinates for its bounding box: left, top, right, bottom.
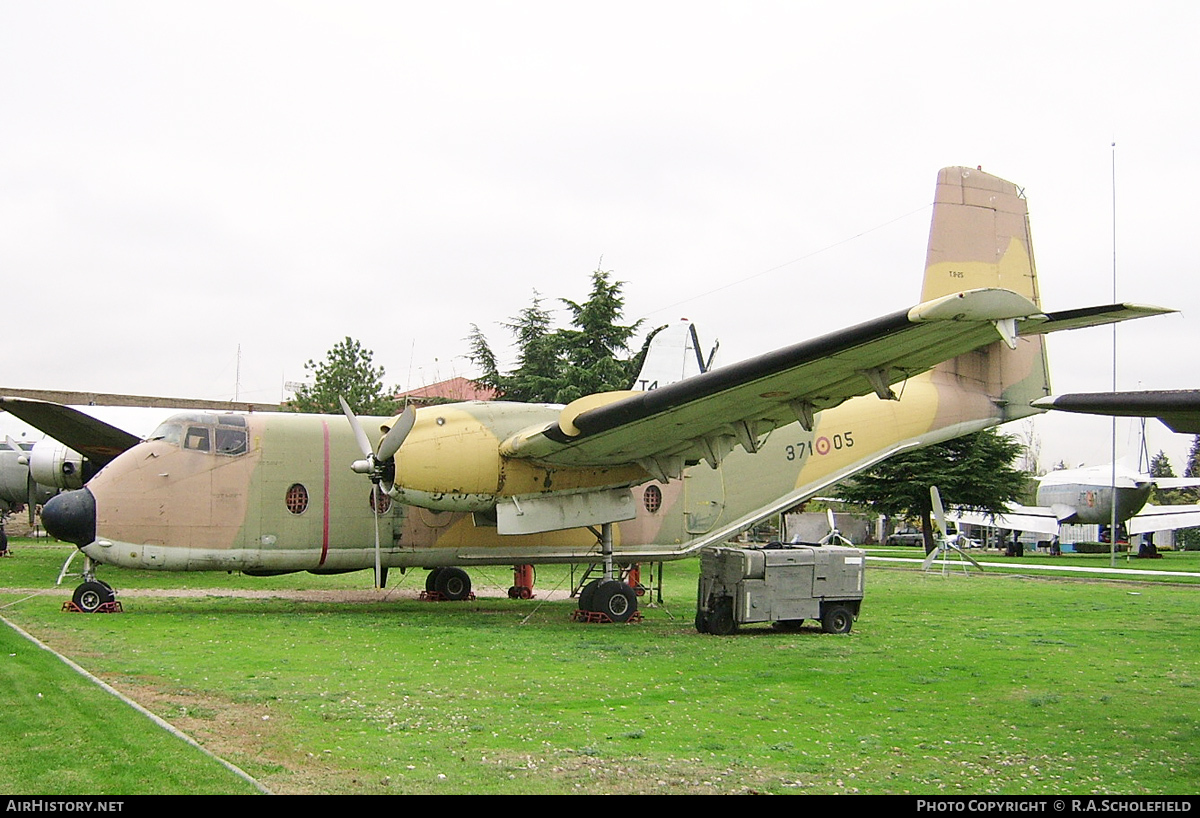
572, 522, 640, 624
423, 567, 474, 601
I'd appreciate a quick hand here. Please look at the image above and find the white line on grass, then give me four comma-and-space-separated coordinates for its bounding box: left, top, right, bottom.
1, 614, 273, 795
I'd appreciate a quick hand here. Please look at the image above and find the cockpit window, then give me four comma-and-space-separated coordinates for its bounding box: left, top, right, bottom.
148, 413, 248, 456
215, 427, 247, 455
148, 422, 183, 446
184, 427, 210, 452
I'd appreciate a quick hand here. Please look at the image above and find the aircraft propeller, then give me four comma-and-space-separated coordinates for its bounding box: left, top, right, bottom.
339, 397, 417, 589
930, 485, 949, 541
7, 436, 41, 526
819, 507, 854, 546
924, 486, 983, 573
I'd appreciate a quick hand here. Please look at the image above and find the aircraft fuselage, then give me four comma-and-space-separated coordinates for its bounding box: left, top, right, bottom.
57, 367, 1006, 575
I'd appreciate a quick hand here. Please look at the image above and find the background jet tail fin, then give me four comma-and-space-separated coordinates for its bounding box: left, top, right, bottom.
628, 319, 719, 391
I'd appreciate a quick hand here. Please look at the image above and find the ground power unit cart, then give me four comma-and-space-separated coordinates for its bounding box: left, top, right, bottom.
695, 543, 865, 635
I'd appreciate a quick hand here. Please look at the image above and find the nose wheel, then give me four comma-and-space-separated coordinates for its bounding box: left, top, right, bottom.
71, 580, 117, 613
60, 554, 121, 613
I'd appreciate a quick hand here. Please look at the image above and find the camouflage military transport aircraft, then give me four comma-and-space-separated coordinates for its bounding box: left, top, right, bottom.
30, 167, 1172, 620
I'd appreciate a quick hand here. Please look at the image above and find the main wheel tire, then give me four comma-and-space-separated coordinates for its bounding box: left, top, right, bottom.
821, 604, 854, 634
425, 568, 445, 593
73, 580, 115, 613
591, 580, 637, 623
435, 567, 471, 601
706, 597, 737, 636
578, 578, 603, 612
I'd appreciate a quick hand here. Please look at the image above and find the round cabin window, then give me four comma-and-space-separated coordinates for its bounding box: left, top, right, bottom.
643, 484, 662, 513
285, 483, 309, 515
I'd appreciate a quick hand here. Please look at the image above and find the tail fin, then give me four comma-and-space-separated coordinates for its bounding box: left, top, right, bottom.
922, 167, 1041, 304
630, 319, 719, 391
923, 167, 1051, 421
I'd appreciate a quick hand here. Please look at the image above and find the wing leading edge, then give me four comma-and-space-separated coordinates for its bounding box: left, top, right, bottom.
502, 289, 1166, 475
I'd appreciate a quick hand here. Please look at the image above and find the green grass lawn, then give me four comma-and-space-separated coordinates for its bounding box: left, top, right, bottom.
2, 542, 1198, 794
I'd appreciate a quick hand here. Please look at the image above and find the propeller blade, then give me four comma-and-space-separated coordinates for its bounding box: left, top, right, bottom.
376, 406, 416, 463
930, 485, 948, 539
826, 508, 836, 533
372, 487, 382, 589
339, 396, 374, 461
26, 473, 37, 526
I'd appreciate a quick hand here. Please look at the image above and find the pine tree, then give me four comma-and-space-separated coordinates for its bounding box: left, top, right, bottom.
465, 270, 644, 404
553, 268, 643, 404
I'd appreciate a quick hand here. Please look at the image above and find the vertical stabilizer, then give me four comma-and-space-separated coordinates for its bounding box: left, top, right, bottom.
922, 167, 1041, 304
630, 319, 718, 392
923, 167, 1051, 422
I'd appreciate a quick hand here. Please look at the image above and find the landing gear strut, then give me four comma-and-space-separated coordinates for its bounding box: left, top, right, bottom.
573, 522, 639, 624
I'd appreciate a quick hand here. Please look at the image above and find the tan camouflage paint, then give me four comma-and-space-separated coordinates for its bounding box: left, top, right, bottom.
82, 167, 1062, 574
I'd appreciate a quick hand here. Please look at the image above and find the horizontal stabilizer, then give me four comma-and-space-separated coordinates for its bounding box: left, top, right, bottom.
1019, 303, 1173, 336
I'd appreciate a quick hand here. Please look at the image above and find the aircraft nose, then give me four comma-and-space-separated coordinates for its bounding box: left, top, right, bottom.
42, 488, 97, 547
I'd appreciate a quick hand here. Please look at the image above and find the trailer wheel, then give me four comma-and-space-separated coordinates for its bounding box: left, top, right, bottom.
707, 597, 737, 636
821, 604, 854, 634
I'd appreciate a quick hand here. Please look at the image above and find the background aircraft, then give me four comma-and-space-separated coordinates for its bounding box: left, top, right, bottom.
950, 462, 1200, 543
34, 167, 1170, 620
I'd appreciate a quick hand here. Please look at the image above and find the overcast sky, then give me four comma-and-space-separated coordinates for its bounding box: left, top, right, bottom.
3, 1, 1198, 473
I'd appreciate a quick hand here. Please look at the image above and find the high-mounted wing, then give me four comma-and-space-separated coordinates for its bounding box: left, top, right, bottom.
0, 397, 142, 468
1034, 390, 1200, 435
502, 289, 1165, 475
948, 505, 1063, 537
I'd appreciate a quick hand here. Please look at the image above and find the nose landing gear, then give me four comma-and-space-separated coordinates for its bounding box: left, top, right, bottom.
58, 553, 122, 613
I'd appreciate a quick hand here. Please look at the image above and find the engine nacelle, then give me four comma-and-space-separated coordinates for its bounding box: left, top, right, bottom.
29, 440, 88, 491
